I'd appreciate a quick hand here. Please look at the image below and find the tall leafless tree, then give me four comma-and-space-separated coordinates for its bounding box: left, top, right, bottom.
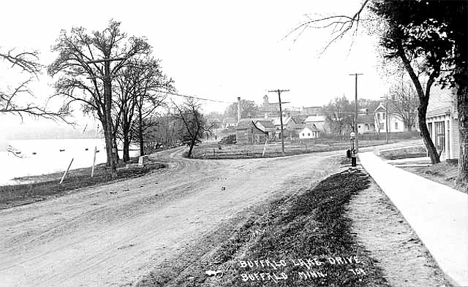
173, 98, 209, 158
388, 80, 418, 131
114, 57, 173, 161
48, 20, 151, 177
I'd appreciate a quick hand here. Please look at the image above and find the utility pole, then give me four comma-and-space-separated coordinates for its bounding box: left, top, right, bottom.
349, 73, 363, 153
268, 89, 289, 156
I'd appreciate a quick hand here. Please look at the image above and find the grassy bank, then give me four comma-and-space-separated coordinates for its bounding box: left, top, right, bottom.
0, 158, 165, 209
191, 140, 392, 159
138, 168, 390, 287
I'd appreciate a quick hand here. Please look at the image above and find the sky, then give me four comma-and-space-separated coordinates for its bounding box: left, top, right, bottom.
0, 0, 390, 135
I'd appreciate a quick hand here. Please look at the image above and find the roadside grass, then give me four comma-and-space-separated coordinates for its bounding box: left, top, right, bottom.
377, 146, 466, 193
0, 159, 166, 209
379, 145, 427, 160
402, 160, 466, 193
139, 167, 390, 287
191, 139, 398, 159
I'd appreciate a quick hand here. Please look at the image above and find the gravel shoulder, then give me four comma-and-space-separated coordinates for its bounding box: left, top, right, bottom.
346, 174, 452, 287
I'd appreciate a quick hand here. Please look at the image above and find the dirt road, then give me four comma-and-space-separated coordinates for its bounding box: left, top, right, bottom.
0, 147, 342, 287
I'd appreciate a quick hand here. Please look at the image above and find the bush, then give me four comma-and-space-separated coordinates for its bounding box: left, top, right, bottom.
219, 134, 236, 145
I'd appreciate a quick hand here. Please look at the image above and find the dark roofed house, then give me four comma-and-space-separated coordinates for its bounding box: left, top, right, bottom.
254, 120, 276, 139
235, 119, 268, 144
357, 114, 376, 134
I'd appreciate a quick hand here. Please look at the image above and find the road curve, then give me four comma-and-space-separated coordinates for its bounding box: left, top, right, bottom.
0, 147, 342, 287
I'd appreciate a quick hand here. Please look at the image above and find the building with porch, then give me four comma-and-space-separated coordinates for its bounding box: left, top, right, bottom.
426, 87, 459, 160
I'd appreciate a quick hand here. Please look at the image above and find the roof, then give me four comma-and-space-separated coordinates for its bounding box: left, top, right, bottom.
357, 114, 375, 124
235, 119, 253, 129
254, 120, 275, 129
272, 116, 294, 126
301, 125, 320, 132
427, 87, 455, 115
291, 115, 307, 124
304, 115, 326, 122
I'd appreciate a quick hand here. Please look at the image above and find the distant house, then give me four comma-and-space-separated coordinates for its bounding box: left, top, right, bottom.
223, 117, 237, 129
299, 125, 320, 139
426, 87, 458, 160
304, 115, 328, 133
271, 116, 298, 139
374, 103, 405, 133
235, 119, 268, 144
357, 114, 375, 134
253, 120, 276, 139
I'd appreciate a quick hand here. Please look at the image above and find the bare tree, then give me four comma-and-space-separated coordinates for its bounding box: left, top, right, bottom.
48, 20, 151, 177
0, 49, 69, 121
173, 98, 209, 158
388, 80, 418, 131
322, 96, 355, 135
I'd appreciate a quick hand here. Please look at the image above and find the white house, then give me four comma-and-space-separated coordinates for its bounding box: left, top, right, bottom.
426, 87, 458, 160
304, 115, 327, 133
299, 125, 320, 139
374, 103, 405, 133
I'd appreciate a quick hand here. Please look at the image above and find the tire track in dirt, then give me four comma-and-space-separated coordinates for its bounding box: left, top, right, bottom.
0, 147, 342, 287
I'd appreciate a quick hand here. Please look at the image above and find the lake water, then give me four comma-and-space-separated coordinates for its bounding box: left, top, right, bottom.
0, 138, 139, 186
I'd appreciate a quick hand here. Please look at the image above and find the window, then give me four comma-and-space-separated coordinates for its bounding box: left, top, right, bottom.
428, 123, 433, 139
383, 113, 386, 120
302, 133, 305, 136
377, 114, 380, 120
435, 121, 445, 151
308, 133, 310, 136
395, 122, 398, 130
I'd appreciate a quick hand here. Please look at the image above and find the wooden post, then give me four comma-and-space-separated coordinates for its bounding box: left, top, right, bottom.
91, 146, 97, 177
262, 138, 268, 157
60, 158, 74, 184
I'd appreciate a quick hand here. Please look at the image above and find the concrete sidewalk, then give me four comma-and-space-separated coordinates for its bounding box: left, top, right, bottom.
359, 152, 468, 287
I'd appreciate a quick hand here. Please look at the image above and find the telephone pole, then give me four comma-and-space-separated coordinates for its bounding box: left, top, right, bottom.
268, 89, 289, 156
349, 73, 363, 153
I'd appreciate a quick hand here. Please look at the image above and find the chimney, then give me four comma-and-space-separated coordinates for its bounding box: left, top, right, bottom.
237, 97, 241, 123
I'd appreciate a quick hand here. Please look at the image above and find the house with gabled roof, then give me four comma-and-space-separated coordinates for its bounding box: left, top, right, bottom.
299, 125, 320, 139
235, 119, 268, 144
357, 114, 376, 134
426, 87, 458, 160
374, 103, 405, 133
253, 119, 276, 139
304, 115, 328, 133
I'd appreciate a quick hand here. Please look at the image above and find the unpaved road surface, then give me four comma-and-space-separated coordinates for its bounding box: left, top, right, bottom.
0, 147, 341, 287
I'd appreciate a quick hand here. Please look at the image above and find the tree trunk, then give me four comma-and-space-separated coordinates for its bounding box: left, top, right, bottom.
104, 60, 117, 177
123, 132, 130, 162
138, 99, 144, 156
397, 42, 440, 164
188, 140, 195, 158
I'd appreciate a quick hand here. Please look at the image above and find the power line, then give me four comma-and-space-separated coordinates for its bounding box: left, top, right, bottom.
162, 91, 234, 104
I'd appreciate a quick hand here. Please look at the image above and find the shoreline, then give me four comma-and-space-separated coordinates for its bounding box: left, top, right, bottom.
0, 156, 166, 210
